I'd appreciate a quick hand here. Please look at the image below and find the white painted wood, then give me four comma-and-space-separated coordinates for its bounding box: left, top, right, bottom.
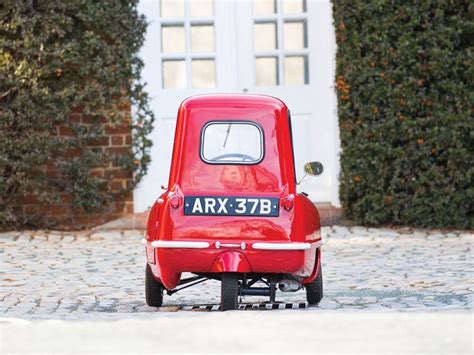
134, 0, 340, 212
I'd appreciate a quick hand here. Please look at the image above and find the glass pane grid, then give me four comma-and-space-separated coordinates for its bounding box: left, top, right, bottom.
159, 0, 216, 89
253, 0, 309, 87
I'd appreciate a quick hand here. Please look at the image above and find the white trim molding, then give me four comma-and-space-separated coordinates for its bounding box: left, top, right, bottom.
252, 242, 313, 250
150, 240, 210, 249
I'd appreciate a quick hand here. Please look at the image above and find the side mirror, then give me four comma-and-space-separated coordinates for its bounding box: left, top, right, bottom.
304, 161, 324, 176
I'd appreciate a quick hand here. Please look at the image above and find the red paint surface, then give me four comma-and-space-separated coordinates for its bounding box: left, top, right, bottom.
211, 251, 252, 273
145, 94, 322, 290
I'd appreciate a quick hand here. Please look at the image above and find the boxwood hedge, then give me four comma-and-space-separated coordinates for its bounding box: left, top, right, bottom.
332, 1, 473, 228
0, 1, 153, 228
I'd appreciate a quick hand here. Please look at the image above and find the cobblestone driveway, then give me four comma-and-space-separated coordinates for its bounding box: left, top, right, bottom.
1, 227, 472, 320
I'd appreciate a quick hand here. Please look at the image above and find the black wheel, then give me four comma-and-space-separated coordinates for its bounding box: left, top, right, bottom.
145, 264, 164, 307
221, 273, 239, 311
305, 265, 323, 305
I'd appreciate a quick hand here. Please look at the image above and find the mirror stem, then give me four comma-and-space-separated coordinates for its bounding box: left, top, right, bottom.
296, 173, 307, 186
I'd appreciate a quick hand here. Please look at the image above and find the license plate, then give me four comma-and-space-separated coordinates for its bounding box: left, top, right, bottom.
184, 196, 279, 217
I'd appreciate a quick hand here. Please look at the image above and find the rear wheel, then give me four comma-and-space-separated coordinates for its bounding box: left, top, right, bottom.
221, 273, 239, 311
306, 265, 323, 305
145, 264, 164, 307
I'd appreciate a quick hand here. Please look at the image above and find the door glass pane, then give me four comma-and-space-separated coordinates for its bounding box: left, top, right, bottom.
161, 25, 185, 53
253, 0, 276, 15
282, 0, 306, 14
191, 24, 214, 52
255, 57, 278, 86
190, 0, 214, 17
161, 0, 184, 17
254, 22, 277, 51
163, 60, 187, 89
284, 56, 308, 85
283, 21, 307, 50
192, 59, 216, 88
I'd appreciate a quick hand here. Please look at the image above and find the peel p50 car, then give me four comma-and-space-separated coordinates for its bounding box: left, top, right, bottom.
144, 94, 324, 310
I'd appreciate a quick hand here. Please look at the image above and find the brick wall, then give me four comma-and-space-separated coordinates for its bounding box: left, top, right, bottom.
17, 107, 134, 230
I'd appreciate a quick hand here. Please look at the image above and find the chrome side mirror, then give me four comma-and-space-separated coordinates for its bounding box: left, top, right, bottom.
304, 161, 324, 176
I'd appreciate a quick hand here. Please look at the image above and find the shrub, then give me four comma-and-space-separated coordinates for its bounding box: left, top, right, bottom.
0, 0, 153, 228
332, 1, 473, 228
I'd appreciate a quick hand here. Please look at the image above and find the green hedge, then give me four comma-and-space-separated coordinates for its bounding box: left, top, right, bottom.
333, 1, 473, 228
0, 1, 153, 228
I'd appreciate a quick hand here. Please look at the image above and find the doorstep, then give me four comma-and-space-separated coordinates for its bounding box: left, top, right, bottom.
92, 203, 343, 231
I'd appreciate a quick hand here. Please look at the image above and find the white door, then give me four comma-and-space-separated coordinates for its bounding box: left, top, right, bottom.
135, 0, 339, 212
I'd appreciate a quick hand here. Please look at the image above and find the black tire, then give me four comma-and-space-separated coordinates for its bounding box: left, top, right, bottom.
220, 273, 239, 311
145, 264, 164, 307
306, 265, 323, 305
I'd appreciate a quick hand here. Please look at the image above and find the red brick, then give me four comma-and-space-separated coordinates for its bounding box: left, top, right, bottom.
118, 100, 131, 111
59, 193, 73, 203
105, 125, 131, 134
58, 126, 74, 136
71, 106, 83, 114
105, 169, 132, 179
111, 136, 123, 146
70, 114, 82, 122
90, 169, 105, 178
106, 147, 130, 156
18, 195, 38, 204
23, 205, 38, 214
46, 165, 59, 178
111, 180, 126, 190
82, 114, 107, 124
125, 203, 134, 213
50, 205, 67, 216
125, 135, 132, 145
89, 136, 109, 147
65, 148, 81, 158
114, 203, 125, 213
73, 215, 90, 226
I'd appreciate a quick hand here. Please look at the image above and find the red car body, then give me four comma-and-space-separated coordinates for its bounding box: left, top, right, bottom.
144, 94, 322, 307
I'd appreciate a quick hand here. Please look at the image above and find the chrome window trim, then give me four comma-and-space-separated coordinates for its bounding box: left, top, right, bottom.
200, 120, 265, 165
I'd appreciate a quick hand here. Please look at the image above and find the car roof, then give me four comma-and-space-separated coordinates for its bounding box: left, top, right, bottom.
181, 94, 287, 111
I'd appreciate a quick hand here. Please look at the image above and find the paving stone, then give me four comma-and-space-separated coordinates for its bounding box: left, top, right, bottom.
0, 226, 472, 320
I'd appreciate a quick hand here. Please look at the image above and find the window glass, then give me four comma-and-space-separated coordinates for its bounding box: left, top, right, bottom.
202, 122, 263, 164
161, 25, 185, 53
255, 57, 278, 86
254, 22, 277, 51
163, 60, 187, 88
282, 0, 306, 14
191, 24, 215, 52
190, 0, 214, 17
161, 0, 184, 17
253, 0, 276, 15
192, 59, 216, 88
284, 55, 308, 85
283, 21, 307, 50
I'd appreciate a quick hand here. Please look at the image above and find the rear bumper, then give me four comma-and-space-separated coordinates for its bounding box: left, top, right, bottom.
143, 239, 315, 251
144, 239, 321, 289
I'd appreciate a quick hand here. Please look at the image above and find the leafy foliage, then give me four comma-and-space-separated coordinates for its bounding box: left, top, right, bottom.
0, 0, 153, 227
333, 1, 473, 228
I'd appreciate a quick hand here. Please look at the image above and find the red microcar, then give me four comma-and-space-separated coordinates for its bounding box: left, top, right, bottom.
143, 94, 324, 310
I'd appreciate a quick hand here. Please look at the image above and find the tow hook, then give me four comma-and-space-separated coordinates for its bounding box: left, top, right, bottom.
278, 279, 302, 292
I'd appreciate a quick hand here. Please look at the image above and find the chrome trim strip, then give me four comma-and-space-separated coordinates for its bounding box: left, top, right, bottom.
141, 238, 147, 245
216, 241, 246, 250
252, 242, 313, 250
150, 241, 210, 249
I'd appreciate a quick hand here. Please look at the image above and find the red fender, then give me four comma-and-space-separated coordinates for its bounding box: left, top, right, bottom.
301, 247, 321, 284
211, 251, 252, 273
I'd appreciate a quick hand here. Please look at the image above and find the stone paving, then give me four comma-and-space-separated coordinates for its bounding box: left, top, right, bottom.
0, 226, 473, 320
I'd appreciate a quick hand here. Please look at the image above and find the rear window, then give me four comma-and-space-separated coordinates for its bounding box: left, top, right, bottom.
201, 121, 264, 164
